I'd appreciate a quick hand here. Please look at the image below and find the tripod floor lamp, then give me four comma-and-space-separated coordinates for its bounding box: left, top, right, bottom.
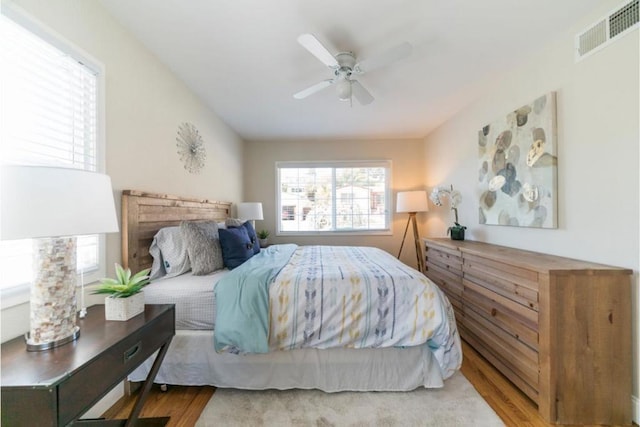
396, 190, 428, 272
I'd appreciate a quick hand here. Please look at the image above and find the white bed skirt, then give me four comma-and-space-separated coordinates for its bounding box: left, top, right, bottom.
129, 330, 446, 391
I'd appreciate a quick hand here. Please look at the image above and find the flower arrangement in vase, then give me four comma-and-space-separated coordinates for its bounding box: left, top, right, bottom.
430, 185, 467, 240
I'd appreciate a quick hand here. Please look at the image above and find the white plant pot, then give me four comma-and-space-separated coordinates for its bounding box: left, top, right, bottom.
105, 292, 145, 321
259, 238, 268, 248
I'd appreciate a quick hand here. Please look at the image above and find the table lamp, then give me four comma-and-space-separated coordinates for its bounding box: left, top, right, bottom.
237, 202, 264, 228
396, 190, 428, 272
0, 165, 119, 351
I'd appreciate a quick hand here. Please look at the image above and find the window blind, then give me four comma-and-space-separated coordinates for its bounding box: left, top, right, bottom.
0, 13, 102, 294
1, 15, 97, 170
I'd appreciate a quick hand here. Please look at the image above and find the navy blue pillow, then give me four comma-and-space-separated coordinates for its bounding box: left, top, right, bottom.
219, 227, 254, 269
242, 221, 261, 255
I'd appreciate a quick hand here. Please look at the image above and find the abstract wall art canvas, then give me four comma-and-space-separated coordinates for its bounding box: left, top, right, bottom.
478, 92, 557, 228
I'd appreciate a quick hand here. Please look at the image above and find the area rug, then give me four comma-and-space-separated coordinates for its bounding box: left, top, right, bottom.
195, 372, 504, 426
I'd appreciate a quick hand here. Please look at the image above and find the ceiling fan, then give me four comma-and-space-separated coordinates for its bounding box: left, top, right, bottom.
293, 33, 412, 106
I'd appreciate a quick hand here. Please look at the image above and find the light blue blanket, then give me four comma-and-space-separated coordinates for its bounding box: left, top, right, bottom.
214, 244, 298, 353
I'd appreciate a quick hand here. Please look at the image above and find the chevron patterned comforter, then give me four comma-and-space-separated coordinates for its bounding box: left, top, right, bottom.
215, 244, 461, 379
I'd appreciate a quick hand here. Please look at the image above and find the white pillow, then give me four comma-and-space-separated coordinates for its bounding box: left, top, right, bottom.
149, 226, 191, 280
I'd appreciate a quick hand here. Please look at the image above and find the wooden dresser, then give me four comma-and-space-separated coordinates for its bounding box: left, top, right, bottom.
423, 238, 632, 425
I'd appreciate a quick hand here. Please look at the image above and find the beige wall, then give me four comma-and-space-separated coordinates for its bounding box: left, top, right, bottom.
422, 0, 639, 416
0, 1, 244, 334
3, 0, 244, 305
244, 139, 427, 268
2, 0, 244, 416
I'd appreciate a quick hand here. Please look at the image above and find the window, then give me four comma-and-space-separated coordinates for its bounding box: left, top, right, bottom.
277, 161, 391, 234
0, 10, 105, 304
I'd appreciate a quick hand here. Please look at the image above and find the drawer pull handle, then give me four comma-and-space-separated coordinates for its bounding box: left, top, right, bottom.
491, 308, 497, 317
124, 341, 142, 363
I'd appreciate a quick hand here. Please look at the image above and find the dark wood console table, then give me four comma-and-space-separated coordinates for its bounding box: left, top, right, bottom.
1, 304, 175, 426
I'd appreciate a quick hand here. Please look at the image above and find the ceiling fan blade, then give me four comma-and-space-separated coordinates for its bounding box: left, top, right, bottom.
297, 33, 339, 69
351, 80, 374, 105
354, 42, 412, 74
293, 79, 334, 99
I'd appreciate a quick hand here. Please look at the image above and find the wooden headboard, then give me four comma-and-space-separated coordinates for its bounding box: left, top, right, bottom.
121, 190, 231, 273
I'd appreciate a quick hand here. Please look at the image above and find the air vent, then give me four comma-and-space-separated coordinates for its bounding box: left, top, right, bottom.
576, 0, 639, 61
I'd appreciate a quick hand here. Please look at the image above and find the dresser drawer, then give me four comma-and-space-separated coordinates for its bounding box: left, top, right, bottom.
57, 310, 174, 425
462, 308, 539, 391
425, 247, 462, 273
426, 261, 463, 296
463, 287, 538, 350
427, 255, 462, 278
463, 278, 537, 327
463, 254, 538, 308
462, 326, 539, 403
464, 253, 538, 283
464, 269, 538, 311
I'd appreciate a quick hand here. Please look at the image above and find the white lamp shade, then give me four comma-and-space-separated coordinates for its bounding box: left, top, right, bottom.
1, 165, 119, 240
396, 190, 429, 213
237, 202, 264, 221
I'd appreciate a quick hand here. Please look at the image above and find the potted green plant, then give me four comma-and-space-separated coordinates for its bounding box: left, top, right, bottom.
257, 229, 270, 248
93, 264, 150, 321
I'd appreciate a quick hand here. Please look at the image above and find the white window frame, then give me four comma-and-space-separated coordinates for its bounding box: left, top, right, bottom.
276, 160, 392, 236
0, 6, 107, 309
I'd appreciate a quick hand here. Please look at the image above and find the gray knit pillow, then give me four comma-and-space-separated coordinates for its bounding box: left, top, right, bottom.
180, 221, 224, 275
225, 218, 245, 228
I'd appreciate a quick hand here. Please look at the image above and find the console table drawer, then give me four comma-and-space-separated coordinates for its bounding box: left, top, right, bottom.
58, 309, 174, 425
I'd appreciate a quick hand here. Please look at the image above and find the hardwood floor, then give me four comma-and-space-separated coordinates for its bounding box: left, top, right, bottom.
103, 383, 215, 426
460, 340, 549, 427
103, 340, 629, 426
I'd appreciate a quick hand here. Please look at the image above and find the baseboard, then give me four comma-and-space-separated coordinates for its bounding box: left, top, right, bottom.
633, 394, 639, 424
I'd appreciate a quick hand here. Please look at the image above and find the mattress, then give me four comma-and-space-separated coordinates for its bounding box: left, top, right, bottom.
133, 245, 462, 391
129, 330, 447, 391
144, 269, 228, 330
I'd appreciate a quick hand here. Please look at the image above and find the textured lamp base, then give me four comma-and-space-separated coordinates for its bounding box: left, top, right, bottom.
28, 237, 79, 351
26, 326, 80, 351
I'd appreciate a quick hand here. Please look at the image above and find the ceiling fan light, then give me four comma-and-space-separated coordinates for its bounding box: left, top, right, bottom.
336, 79, 351, 101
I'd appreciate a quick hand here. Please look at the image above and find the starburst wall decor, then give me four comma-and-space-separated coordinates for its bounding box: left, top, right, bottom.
176, 122, 206, 174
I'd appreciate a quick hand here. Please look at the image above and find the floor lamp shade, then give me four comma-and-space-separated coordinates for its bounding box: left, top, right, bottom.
0, 165, 119, 350
396, 190, 429, 213
396, 191, 428, 272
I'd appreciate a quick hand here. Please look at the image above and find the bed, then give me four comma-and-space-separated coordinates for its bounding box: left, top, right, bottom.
123, 190, 462, 391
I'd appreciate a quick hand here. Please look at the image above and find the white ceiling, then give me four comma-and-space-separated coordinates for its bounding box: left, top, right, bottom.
99, 0, 601, 141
